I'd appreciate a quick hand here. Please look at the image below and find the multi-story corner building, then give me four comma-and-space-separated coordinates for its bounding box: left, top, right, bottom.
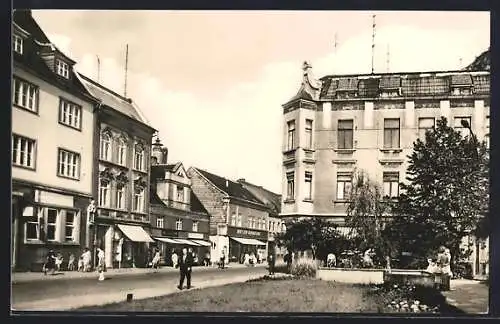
237, 179, 286, 257
187, 168, 270, 264
11, 10, 99, 271
280, 60, 490, 276
77, 73, 157, 269
149, 138, 211, 265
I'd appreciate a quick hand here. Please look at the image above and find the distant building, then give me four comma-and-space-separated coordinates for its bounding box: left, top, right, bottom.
281, 60, 490, 277
12, 10, 99, 271
187, 168, 270, 264
149, 138, 211, 265
77, 73, 156, 269
237, 179, 286, 257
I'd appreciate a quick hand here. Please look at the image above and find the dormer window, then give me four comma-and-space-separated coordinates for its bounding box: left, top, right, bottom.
56, 59, 70, 79
13, 34, 23, 54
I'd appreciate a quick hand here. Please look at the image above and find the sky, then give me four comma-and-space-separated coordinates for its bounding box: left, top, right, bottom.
32, 10, 490, 193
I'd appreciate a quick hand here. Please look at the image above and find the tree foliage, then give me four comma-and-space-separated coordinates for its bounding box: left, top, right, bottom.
386, 117, 489, 260
274, 217, 344, 261
345, 169, 392, 257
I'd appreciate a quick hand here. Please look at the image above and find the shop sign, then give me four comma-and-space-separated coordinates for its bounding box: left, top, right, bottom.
162, 229, 177, 237
187, 232, 204, 239
227, 226, 267, 240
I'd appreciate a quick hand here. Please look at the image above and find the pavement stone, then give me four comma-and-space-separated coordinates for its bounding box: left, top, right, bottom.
12, 272, 266, 311
442, 279, 489, 314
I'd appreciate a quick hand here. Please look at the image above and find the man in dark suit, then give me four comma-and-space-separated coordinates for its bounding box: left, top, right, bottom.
177, 247, 193, 290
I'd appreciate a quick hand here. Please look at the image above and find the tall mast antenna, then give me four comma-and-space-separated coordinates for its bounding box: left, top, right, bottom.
124, 44, 129, 97
96, 55, 101, 83
334, 32, 338, 54
371, 14, 376, 74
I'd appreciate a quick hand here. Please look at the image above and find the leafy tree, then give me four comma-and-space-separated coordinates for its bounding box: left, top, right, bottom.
387, 117, 489, 262
274, 217, 343, 261
345, 169, 392, 262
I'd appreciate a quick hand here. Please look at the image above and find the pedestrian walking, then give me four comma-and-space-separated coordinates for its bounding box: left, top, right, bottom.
67, 253, 76, 271
219, 250, 226, 269
151, 249, 161, 270
177, 247, 193, 290
55, 253, 63, 272
43, 249, 57, 275
204, 252, 211, 267
171, 250, 179, 268
82, 248, 92, 272
97, 247, 106, 281
267, 253, 275, 275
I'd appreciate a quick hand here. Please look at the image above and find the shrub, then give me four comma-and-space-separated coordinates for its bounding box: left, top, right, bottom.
291, 258, 318, 278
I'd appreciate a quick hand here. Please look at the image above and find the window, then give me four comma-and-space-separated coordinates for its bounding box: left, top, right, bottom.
177, 185, 184, 202
116, 186, 125, 209
12, 77, 38, 112
13, 34, 23, 54
231, 213, 236, 226
134, 144, 144, 171
485, 134, 490, 149
305, 172, 313, 200
12, 134, 36, 169
453, 117, 472, 137
133, 188, 144, 212
383, 172, 399, 198
156, 217, 164, 228
192, 221, 199, 232
98, 181, 110, 207
384, 118, 400, 149
338, 120, 354, 149
65, 211, 75, 242
237, 214, 242, 227
418, 118, 435, 140
336, 173, 353, 200
305, 119, 313, 149
286, 172, 295, 200
26, 218, 38, 240
176, 219, 183, 231
59, 99, 81, 129
58, 149, 80, 179
56, 59, 70, 79
46, 208, 58, 241
117, 139, 127, 166
100, 132, 111, 161
287, 120, 296, 151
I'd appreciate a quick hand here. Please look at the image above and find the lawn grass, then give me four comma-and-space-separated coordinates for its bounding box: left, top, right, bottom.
77, 279, 383, 312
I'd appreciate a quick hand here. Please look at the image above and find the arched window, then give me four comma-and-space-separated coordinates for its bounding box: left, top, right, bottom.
117, 137, 127, 166
134, 143, 144, 171
100, 131, 112, 161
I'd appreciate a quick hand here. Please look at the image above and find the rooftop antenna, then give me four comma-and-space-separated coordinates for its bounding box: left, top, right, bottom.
371, 14, 376, 74
124, 44, 129, 98
386, 44, 390, 73
96, 55, 101, 83
459, 57, 463, 68
334, 32, 338, 54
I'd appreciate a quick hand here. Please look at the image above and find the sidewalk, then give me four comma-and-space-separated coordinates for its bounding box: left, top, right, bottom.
12, 272, 266, 311
442, 279, 489, 314
12, 263, 267, 284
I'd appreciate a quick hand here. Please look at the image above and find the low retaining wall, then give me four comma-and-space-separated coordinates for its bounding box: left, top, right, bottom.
383, 270, 435, 287
317, 268, 384, 284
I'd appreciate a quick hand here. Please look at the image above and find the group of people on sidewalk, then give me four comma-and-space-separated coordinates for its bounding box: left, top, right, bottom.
43, 248, 93, 275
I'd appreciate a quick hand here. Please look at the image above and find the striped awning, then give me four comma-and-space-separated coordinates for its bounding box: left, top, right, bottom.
230, 237, 267, 246
117, 224, 154, 243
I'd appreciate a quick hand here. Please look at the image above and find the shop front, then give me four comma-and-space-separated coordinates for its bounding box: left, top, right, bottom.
151, 229, 211, 266
98, 223, 154, 269
227, 227, 267, 264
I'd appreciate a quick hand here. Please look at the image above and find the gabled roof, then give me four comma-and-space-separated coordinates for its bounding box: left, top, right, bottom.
190, 191, 209, 214
238, 180, 282, 215
77, 73, 154, 130
192, 168, 264, 205
465, 49, 490, 71
12, 10, 96, 103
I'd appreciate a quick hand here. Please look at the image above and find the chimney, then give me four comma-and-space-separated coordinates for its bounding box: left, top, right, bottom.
237, 178, 246, 183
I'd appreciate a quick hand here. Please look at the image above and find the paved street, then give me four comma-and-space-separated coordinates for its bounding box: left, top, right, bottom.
11, 265, 267, 311
442, 279, 489, 314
